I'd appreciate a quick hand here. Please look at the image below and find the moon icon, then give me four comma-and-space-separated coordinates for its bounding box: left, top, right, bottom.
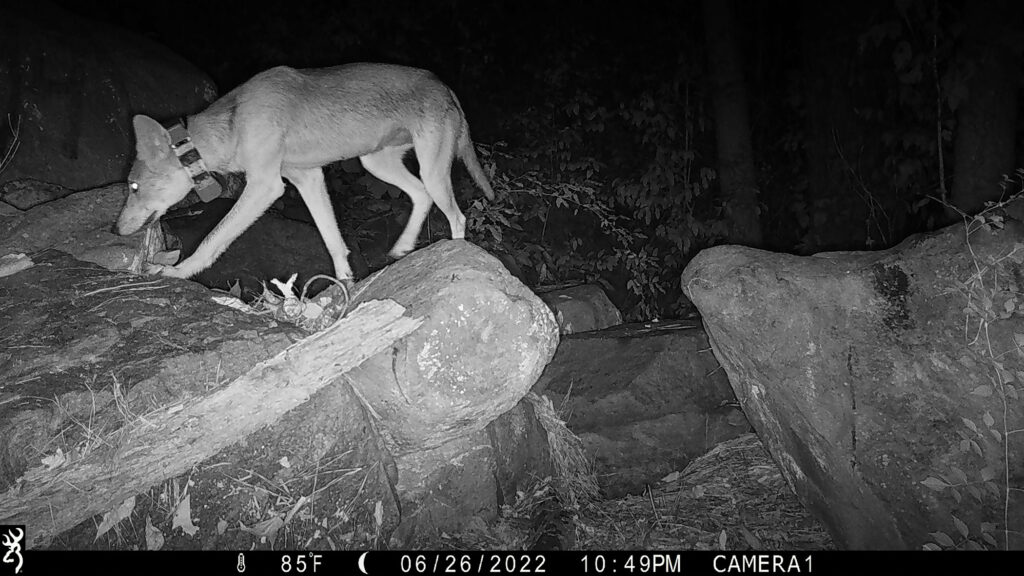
358, 551, 369, 574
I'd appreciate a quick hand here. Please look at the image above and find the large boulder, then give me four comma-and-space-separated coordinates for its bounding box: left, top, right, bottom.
0, 183, 160, 273
537, 284, 623, 334
341, 240, 560, 453
392, 397, 558, 546
534, 320, 749, 497
682, 218, 1024, 550
0, 2, 217, 193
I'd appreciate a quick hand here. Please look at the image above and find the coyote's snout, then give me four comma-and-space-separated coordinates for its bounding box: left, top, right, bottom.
115, 63, 494, 280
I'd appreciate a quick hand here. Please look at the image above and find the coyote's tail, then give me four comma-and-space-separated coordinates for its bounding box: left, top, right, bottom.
448, 88, 493, 200
453, 109, 494, 201
457, 125, 494, 200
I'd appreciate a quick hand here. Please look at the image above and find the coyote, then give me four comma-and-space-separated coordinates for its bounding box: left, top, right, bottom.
116, 63, 494, 280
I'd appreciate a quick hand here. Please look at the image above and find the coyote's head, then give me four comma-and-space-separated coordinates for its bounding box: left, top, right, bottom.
115, 115, 193, 236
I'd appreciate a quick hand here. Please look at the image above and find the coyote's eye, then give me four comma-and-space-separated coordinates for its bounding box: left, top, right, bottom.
128, 181, 139, 193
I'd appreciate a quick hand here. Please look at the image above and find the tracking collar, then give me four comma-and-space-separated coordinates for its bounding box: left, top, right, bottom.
165, 118, 222, 203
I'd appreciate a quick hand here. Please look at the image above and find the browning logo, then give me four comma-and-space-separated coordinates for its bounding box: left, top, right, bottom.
0, 526, 23, 575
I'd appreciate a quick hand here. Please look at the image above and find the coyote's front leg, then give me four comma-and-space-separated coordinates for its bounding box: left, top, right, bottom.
150, 176, 286, 278
282, 167, 352, 280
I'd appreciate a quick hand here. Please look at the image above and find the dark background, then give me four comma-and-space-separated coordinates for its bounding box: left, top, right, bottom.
46, 0, 1024, 319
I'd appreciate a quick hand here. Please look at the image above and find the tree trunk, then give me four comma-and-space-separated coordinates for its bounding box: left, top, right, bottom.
0, 296, 420, 548
798, 0, 891, 251
0, 240, 559, 549
702, 0, 762, 246
950, 0, 1021, 214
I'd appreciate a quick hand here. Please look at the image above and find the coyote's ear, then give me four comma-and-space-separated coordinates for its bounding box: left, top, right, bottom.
132, 115, 173, 161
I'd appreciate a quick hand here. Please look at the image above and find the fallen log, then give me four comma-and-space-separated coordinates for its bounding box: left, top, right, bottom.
1, 240, 561, 550
337, 239, 560, 454
0, 295, 420, 547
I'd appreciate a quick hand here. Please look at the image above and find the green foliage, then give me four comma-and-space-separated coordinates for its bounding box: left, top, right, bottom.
464, 73, 725, 321
857, 0, 963, 225
920, 181, 1024, 550
465, 146, 669, 320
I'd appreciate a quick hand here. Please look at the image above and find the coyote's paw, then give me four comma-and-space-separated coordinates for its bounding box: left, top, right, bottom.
143, 250, 182, 277
144, 262, 188, 278
142, 261, 168, 275
338, 276, 355, 293
387, 246, 411, 260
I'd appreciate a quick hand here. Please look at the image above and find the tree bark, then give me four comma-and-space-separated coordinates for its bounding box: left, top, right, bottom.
0, 299, 420, 548
702, 0, 763, 246
950, 0, 1021, 214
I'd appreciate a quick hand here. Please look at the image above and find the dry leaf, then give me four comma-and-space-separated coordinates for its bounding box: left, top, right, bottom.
96, 496, 136, 541
172, 493, 199, 536
240, 516, 285, 543
152, 250, 180, 266
0, 253, 33, 278
41, 448, 66, 470
145, 515, 165, 551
